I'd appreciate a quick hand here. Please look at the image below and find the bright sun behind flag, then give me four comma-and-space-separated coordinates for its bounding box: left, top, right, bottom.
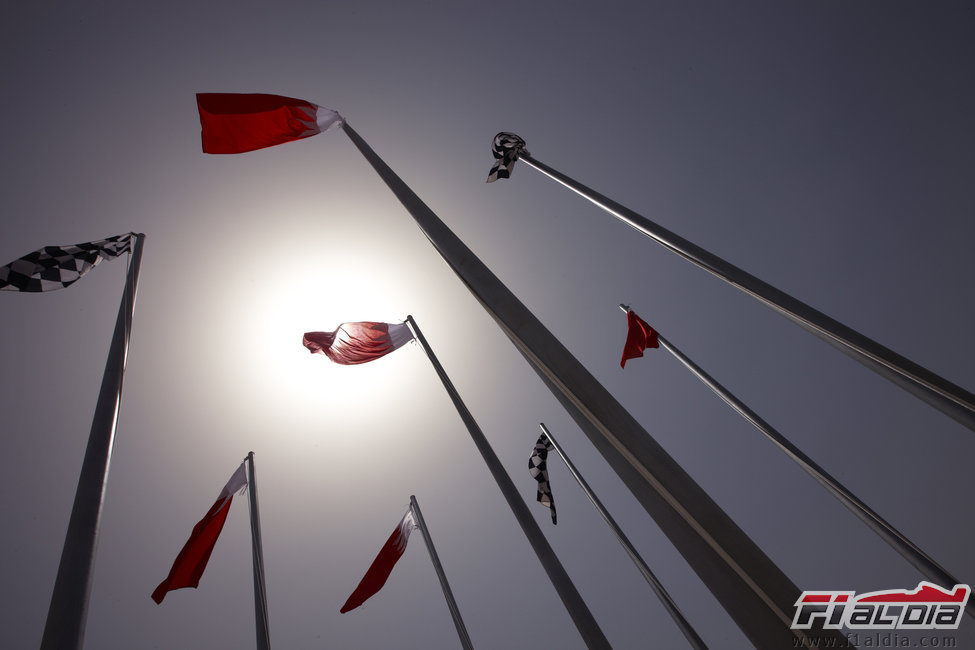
219, 232, 419, 417
303, 321, 413, 365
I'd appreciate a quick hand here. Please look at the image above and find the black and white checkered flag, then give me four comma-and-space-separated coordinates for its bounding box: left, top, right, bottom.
529, 432, 557, 524
0, 234, 132, 292
486, 132, 529, 183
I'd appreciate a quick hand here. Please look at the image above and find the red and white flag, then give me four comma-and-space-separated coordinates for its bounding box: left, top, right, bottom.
151, 463, 247, 604
196, 93, 343, 154
341, 508, 418, 613
620, 309, 659, 368
303, 321, 413, 365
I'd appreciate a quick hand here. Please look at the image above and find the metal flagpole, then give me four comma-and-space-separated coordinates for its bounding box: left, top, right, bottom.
539, 424, 708, 650
404, 316, 610, 649
514, 149, 975, 433
342, 123, 844, 647
246, 452, 272, 650
408, 495, 475, 650
41, 233, 145, 650
618, 304, 973, 618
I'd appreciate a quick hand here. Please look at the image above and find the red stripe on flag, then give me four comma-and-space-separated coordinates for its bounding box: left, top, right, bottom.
197, 93, 321, 154
151, 496, 235, 604
340, 511, 414, 613
620, 309, 659, 368
151, 464, 246, 604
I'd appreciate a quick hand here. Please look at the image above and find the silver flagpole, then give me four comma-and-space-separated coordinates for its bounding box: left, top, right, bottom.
538, 423, 707, 650
618, 304, 973, 618
41, 233, 145, 650
408, 495, 475, 650
246, 452, 272, 650
404, 316, 610, 649
343, 123, 843, 647
515, 150, 975, 433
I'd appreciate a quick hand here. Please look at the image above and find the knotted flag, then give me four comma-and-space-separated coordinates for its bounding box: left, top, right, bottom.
341, 508, 418, 613
529, 432, 557, 524
0, 234, 132, 292
196, 93, 343, 154
303, 321, 413, 365
151, 463, 248, 604
620, 309, 659, 368
486, 132, 528, 182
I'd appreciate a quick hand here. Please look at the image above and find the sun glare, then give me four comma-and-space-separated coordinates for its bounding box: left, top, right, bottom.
225, 240, 425, 445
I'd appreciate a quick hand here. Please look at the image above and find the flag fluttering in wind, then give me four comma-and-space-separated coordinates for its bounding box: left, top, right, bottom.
341, 508, 418, 613
485, 132, 529, 183
529, 432, 557, 524
0, 234, 132, 292
620, 308, 659, 368
196, 93, 343, 154
151, 463, 248, 604
303, 321, 413, 365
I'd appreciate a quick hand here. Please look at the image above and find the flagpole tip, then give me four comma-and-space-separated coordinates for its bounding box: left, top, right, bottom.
619, 303, 630, 312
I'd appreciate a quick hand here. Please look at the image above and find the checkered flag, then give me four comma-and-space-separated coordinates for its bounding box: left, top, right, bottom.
0, 234, 132, 292
486, 132, 529, 183
529, 432, 557, 524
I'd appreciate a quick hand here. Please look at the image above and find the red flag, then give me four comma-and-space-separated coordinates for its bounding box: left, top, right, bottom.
620, 309, 659, 368
341, 508, 417, 613
196, 93, 342, 154
303, 321, 413, 365
151, 463, 247, 604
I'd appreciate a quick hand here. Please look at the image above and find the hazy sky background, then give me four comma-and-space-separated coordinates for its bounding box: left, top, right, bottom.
1, 2, 973, 648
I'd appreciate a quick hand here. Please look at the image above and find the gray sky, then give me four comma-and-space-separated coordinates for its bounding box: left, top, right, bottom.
1, 1, 973, 648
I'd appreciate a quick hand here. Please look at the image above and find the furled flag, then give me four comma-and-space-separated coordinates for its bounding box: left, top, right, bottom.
303, 321, 414, 365
196, 93, 343, 154
529, 433, 557, 524
620, 308, 659, 368
0, 234, 132, 292
151, 463, 248, 604
486, 132, 529, 182
341, 507, 418, 613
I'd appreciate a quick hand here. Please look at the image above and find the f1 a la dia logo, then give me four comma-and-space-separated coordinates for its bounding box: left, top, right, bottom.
792, 582, 970, 630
